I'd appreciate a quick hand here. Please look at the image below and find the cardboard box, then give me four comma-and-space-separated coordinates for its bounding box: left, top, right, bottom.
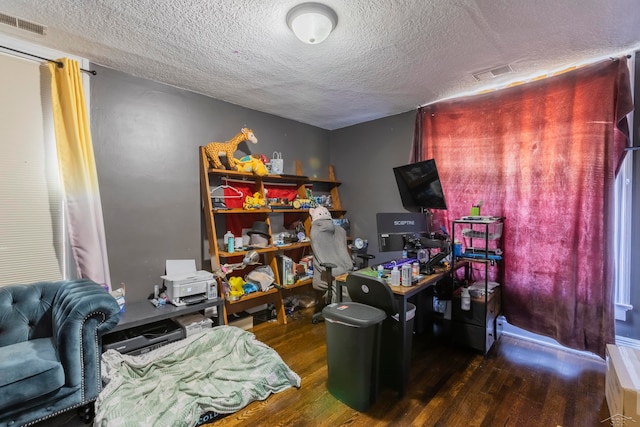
605, 344, 640, 421
174, 313, 213, 337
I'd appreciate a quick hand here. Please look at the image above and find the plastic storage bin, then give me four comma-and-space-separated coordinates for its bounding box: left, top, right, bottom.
322, 302, 387, 411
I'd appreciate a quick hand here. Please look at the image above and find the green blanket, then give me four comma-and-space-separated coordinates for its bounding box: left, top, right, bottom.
95, 326, 300, 427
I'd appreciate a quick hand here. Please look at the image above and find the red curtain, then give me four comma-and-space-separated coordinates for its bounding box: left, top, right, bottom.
413, 58, 632, 356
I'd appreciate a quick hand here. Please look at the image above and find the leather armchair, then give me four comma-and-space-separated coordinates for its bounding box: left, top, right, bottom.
0, 279, 120, 426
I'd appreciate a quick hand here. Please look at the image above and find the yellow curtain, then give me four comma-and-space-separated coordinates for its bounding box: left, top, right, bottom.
49, 58, 111, 289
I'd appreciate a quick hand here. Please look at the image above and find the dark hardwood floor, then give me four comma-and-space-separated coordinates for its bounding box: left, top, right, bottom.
209, 307, 610, 427
36, 305, 611, 427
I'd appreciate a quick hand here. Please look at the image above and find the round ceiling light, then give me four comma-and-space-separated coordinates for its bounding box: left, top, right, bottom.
286, 3, 338, 44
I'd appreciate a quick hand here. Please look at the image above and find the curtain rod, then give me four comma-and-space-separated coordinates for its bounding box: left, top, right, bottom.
0, 45, 96, 75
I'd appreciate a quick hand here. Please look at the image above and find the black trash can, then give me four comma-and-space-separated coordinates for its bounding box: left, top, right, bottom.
379, 302, 416, 393
322, 302, 387, 411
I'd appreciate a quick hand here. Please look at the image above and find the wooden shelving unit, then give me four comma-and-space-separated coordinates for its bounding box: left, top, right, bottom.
199, 146, 346, 325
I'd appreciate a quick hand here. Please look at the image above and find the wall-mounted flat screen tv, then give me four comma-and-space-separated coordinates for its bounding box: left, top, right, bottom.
393, 159, 447, 212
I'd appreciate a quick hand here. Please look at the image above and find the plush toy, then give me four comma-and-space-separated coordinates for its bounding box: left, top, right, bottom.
228, 276, 245, 300
310, 205, 332, 222
235, 154, 268, 176
204, 128, 258, 170
243, 191, 267, 210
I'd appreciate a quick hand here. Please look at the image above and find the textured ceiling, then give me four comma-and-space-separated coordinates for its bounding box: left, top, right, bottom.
1, 0, 639, 130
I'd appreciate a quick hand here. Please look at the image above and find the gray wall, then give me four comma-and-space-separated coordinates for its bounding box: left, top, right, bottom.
90, 65, 329, 302
90, 63, 639, 341
328, 111, 415, 262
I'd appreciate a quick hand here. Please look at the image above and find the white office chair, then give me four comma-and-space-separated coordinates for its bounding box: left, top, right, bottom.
310, 216, 353, 323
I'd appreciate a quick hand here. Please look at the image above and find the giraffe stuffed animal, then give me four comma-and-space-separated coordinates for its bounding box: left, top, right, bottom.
204, 128, 258, 170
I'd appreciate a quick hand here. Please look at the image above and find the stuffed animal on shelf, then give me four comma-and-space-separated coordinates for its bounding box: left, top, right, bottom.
243, 191, 267, 210
235, 154, 268, 176
204, 128, 258, 170
228, 276, 245, 300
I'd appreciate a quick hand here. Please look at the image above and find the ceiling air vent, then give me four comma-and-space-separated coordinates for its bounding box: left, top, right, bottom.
0, 12, 47, 35
472, 64, 513, 81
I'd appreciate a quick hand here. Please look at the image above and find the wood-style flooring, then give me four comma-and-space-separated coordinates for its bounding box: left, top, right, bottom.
37, 306, 611, 427
204, 306, 611, 427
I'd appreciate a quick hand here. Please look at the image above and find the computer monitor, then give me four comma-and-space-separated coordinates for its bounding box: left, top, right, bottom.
376, 212, 430, 252
393, 159, 447, 212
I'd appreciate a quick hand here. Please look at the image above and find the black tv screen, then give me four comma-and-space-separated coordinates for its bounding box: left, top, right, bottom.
393, 159, 447, 211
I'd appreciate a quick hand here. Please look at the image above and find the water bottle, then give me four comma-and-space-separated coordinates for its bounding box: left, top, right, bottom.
377, 264, 384, 278
224, 231, 234, 253
390, 266, 400, 286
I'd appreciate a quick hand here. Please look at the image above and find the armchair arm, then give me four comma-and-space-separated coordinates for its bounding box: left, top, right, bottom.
52, 280, 120, 402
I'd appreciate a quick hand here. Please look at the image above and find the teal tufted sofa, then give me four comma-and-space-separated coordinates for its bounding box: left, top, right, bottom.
0, 279, 120, 426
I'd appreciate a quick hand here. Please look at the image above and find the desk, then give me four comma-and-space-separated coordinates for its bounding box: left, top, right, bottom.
108, 298, 225, 334
335, 266, 453, 396
336, 266, 451, 318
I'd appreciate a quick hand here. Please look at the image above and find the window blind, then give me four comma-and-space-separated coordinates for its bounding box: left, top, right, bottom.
0, 51, 63, 285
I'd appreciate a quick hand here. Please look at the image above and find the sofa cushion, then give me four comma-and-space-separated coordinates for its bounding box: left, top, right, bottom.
0, 283, 59, 346
0, 337, 65, 411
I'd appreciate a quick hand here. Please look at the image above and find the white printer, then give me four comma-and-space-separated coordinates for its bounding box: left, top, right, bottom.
161, 260, 216, 306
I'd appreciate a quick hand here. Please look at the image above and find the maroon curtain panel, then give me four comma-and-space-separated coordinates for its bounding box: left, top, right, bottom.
413, 57, 632, 356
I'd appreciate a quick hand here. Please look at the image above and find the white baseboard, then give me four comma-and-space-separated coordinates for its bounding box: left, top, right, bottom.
500, 320, 640, 356
615, 335, 640, 350
498, 317, 603, 360
501, 330, 603, 360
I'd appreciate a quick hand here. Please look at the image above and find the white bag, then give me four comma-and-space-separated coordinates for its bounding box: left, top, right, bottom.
270, 151, 283, 175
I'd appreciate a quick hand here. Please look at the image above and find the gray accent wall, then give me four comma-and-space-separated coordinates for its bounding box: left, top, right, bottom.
90, 65, 329, 302
328, 111, 415, 262
89, 63, 639, 342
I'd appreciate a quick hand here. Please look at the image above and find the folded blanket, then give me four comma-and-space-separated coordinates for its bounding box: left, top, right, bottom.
95, 326, 300, 427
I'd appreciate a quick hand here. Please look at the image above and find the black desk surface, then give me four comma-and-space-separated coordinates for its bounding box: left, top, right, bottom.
107, 298, 224, 333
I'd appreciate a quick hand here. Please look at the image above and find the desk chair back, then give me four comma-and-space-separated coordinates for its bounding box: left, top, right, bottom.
346, 271, 415, 396
345, 272, 397, 317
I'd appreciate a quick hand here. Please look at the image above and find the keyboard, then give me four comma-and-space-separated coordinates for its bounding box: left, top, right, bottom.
381, 258, 417, 269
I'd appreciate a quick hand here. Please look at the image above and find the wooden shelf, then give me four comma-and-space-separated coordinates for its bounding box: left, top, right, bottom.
308, 177, 341, 186
213, 208, 272, 214
227, 287, 279, 305
207, 167, 341, 186
212, 208, 345, 215
280, 277, 312, 290
199, 146, 346, 328
218, 242, 311, 258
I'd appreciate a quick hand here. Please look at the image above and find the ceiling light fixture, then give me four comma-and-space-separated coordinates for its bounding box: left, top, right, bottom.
286, 2, 338, 45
